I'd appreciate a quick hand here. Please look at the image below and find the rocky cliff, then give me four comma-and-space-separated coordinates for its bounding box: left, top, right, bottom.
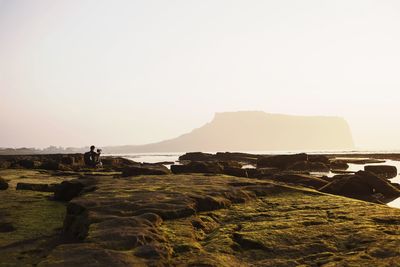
108, 111, 354, 153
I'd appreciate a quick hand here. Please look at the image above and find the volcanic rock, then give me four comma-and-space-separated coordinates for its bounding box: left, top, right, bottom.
17, 159, 41, 169
319, 171, 400, 202
121, 164, 170, 177
287, 161, 330, 172
54, 179, 96, 201
308, 155, 330, 164
16, 182, 57, 192
257, 153, 308, 169
0, 177, 8, 190
364, 165, 397, 179
215, 152, 261, 164
273, 174, 329, 189
330, 160, 350, 170
223, 167, 248, 178
179, 152, 214, 161
171, 161, 224, 174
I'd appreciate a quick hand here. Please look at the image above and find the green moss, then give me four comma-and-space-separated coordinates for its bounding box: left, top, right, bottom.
2, 170, 399, 266
0, 170, 66, 266
0, 190, 65, 247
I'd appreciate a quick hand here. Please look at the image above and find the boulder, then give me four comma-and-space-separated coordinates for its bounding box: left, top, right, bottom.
308, 155, 330, 164
273, 174, 328, 189
121, 164, 170, 177
179, 152, 214, 161
16, 182, 57, 192
332, 158, 385, 165
215, 152, 260, 164
170, 165, 186, 174
243, 168, 260, 178
310, 162, 330, 172
319, 171, 400, 202
244, 167, 279, 178
257, 153, 308, 169
364, 165, 397, 179
0, 177, 8, 190
171, 161, 223, 174
101, 157, 139, 169
17, 159, 41, 169
0, 222, 15, 232
54, 180, 86, 201
330, 160, 349, 170
40, 160, 61, 170
0, 160, 12, 169
60, 156, 76, 165
223, 167, 248, 178
155, 161, 175, 165
287, 161, 330, 172
218, 161, 243, 169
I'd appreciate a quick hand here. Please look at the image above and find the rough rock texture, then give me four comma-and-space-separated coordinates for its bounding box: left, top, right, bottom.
0, 177, 8, 190
35, 174, 400, 266
54, 178, 97, 201
308, 155, 330, 164
38, 243, 147, 267
257, 153, 308, 169
100, 157, 139, 169
257, 153, 334, 172
223, 167, 248, 178
121, 164, 171, 177
245, 167, 280, 178
0, 154, 138, 171
0, 169, 67, 266
171, 161, 224, 174
1, 154, 400, 266
330, 160, 350, 170
364, 165, 398, 179
179, 152, 215, 161
287, 161, 330, 172
331, 158, 385, 165
16, 182, 58, 192
272, 173, 329, 189
17, 159, 42, 169
179, 152, 261, 165
320, 171, 400, 203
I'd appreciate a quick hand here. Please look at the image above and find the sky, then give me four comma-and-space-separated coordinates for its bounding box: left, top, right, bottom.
0, 0, 399, 150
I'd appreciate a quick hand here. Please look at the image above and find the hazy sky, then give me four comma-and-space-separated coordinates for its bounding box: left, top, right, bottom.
0, 0, 399, 149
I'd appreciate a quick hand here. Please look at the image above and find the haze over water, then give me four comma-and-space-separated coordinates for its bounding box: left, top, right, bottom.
1, 0, 400, 150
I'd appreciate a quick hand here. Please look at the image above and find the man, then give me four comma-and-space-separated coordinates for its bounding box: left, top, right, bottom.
84, 145, 99, 167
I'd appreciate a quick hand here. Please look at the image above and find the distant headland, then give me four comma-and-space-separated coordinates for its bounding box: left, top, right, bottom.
0, 111, 354, 154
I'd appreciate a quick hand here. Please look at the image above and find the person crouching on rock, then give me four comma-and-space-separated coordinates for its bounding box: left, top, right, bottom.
84, 145, 102, 167
96, 148, 103, 167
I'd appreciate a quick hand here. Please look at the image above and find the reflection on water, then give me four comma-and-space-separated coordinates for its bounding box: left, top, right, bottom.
106, 152, 400, 209
342, 160, 400, 209
105, 152, 182, 164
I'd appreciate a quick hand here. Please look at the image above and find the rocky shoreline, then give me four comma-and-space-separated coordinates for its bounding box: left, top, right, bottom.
0, 152, 399, 266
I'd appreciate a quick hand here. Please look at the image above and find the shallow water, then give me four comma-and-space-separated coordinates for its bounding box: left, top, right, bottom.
105, 152, 181, 164
342, 160, 400, 209
107, 152, 400, 208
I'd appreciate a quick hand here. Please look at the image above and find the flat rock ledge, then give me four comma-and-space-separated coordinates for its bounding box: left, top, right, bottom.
38, 174, 400, 267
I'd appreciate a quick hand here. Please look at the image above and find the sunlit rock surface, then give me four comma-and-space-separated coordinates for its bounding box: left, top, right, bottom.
0, 153, 399, 266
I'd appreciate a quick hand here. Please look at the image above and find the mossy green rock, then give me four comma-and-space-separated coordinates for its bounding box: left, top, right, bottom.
39, 174, 400, 266
0, 166, 399, 266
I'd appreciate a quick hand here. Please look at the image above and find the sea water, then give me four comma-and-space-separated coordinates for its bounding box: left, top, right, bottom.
105, 151, 400, 208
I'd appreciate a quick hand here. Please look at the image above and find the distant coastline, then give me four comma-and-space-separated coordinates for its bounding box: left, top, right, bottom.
1, 111, 357, 154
